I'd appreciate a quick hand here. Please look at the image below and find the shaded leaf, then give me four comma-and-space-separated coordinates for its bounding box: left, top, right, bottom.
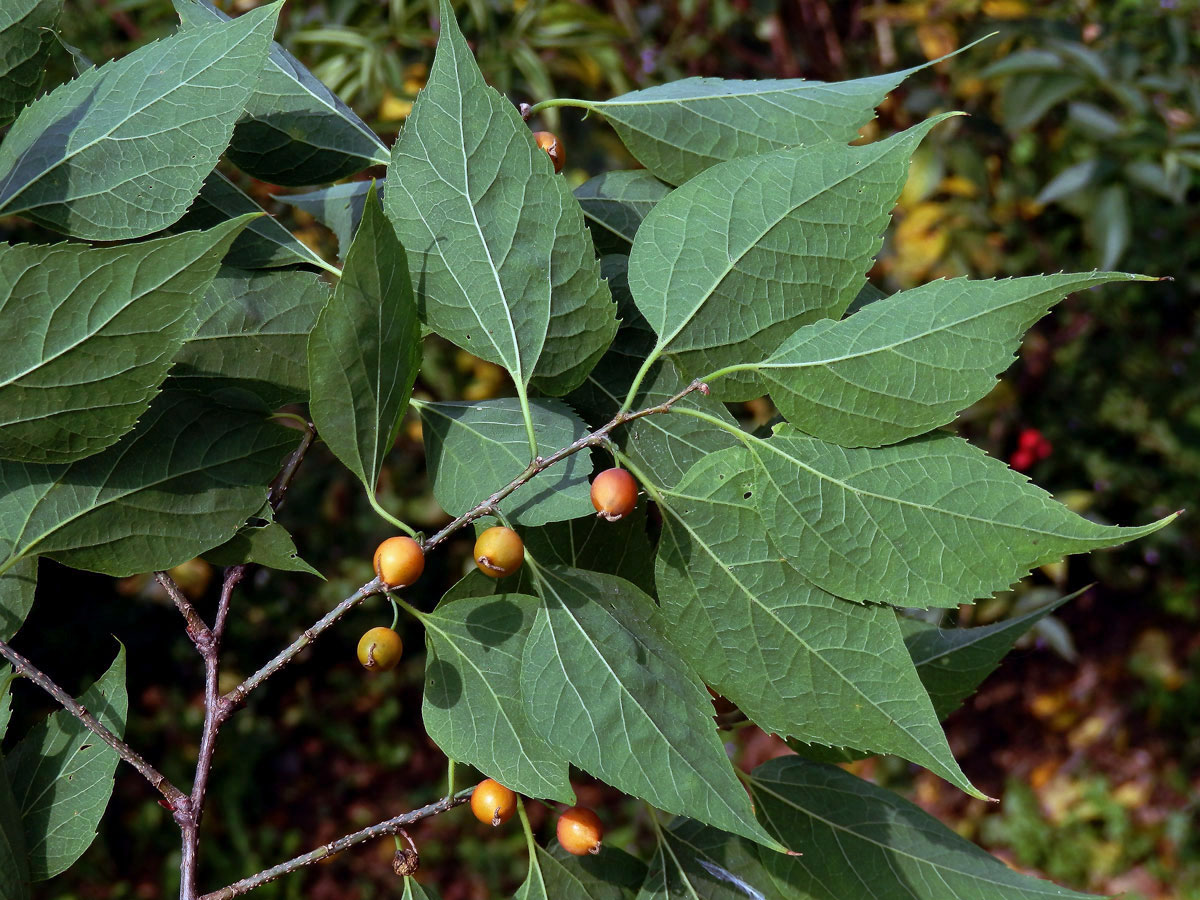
629, 117, 951, 401
521, 566, 778, 848
518, 843, 642, 900
0, 559, 35, 643
523, 505, 656, 595
0, 0, 61, 129
748, 756, 1097, 899
655, 448, 979, 797
170, 267, 327, 411
0, 217, 255, 463
581, 59, 953, 185
384, 0, 614, 395
1091, 185, 1130, 270
174, 169, 330, 270
751, 426, 1175, 608
1035, 158, 1100, 205
637, 817, 781, 900
574, 170, 672, 255
173, 0, 388, 185
308, 186, 420, 495
276, 181, 375, 259
0, 3, 280, 239
6, 645, 126, 881
758, 273, 1147, 448
203, 520, 319, 577
420, 594, 572, 802
0, 755, 29, 900
416, 398, 592, 527
0, 391, 293, 578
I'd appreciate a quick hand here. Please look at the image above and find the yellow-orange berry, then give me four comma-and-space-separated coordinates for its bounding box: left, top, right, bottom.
470, 778, 517, 826
533, 131, 564, 173
373, 536, 425, 588
590, 468, 638, 522
356, 626, 403, 672
557, 805, 603, 855
474, 526, 524, 578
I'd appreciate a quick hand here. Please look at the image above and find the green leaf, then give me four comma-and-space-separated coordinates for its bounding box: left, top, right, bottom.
1091, 185, 1130, 270
637, 817, 781, 900
574, 170, 672, 255
758, 273, 1149, 448
203, 519, 319, 577
277, 181, 374, 259
0, 217, 256, 464
628, 117, 951, 401
6, 645, 127, 881
174, 169, 331, 270
415, 398, 592, 527
0, 391, 293, 578
581, 59, 952, 186
403, 878, 440, 900
903, 590, 1080, 720
170, 267, 327, 412
0, 0, 61, 129
384, 0, 614, 394
0, 3, 280, 239
521, 566, 779, 849
655, 448, 979, 797
173, 0, 387, 185
518, 843, 642, 900
748, 756, 1097, 899
419, 593, 572, 802
308, 185, 420, 496
750, 426, 1176, 609
524, 506, 656, 595
0, 755, 30, 900
0, 559, 35, 643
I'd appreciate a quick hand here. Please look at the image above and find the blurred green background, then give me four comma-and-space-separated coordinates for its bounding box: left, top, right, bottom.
6, 0, 1198, 897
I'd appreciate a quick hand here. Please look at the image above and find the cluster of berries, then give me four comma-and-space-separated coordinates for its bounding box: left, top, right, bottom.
472, 778, 604, 856
1010, 427, 1053, 472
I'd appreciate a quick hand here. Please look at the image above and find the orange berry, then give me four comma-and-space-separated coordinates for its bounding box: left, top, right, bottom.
590, 468, 638, 522
373, 536, 425, 588
470, 778, 517, 826
356, 626, 403, 672
474, 526, 524, 578
533, 131, 564, 173
557, 805, 603, 855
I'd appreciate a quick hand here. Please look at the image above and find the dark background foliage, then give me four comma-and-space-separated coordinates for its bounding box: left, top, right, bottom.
5, 1, 1197, 897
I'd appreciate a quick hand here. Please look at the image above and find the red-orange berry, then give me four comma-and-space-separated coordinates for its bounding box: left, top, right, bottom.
533, 131, 564, 173
356, 627, 403, 672
373, 536, 425, 588
590, 468, 638, 522
557, 805, 603, 855
474, 526, 524, 578
470, 778, 517, 826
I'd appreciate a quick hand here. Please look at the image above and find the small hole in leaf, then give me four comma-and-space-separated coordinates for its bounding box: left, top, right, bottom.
80, 744, 92, 752
743, 491, 752, 499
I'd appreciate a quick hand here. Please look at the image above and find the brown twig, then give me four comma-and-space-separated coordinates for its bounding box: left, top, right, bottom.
154, 571, 214, 651
198, 793, 470, 900
0, 639, 187, 809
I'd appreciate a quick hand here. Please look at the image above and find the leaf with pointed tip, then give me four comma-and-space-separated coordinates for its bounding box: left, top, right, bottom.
574, 170, 672, 255
518, 843, 644, 900
0, 751, 29, 900
0, 216, 255, 464
173, 0, 388, 185
637, 818, 781, 900
751, 426, 1176, 608
580, 57, 954, 186
416, 398, 592, 527
170, 267, 327, 412
174, 169, 330, 270
276, 181, 376, 259
0, 392, 293, 578
403, 879, 440, 900
0, 3, 280, 239
0, 558, 35, 643
308, 186, 420, 495
0, 0, 61, 129
629, 117, 951, 401
748, 756, 1097, 900
384, 1, 614, 394
419, 593, 573, 802
758, 273, 1149, 448
6, 645, 126, 881
903, 590, 1080, 720
203, 520, 319, 577
521, 566, 779, 849
524, 506, 656, 595
654, 448, 980, 797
